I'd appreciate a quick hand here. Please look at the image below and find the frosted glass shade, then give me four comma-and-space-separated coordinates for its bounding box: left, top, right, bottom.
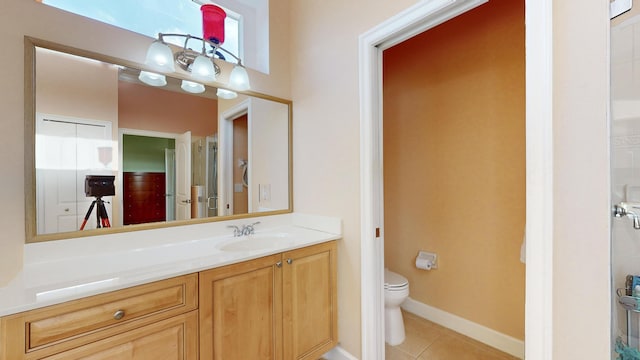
181, 80, 206, 94
228, 65, 250, 91
138, 71, 167, 87
191, 55, 216, 82
216, 88, 237, 99
144, 41, 175, 72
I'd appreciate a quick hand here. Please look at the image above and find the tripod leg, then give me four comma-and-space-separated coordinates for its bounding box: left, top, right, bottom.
98, 201, 111, 228
80, 201, 97, 230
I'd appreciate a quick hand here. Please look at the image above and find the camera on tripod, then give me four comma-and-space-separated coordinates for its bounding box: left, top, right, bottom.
85, 175, 115, 197
80, 175, 115, 230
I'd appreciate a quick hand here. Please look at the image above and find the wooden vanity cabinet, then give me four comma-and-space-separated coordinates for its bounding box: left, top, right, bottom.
282, 241, 338, 360
0, 274, 198, 360
0, 241, 338, 360
199, 241, 338, 360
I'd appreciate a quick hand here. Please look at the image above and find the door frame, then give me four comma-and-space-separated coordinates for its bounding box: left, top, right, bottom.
219, 99, 253, 216
358, 0, 553, 358
118, 128, 181, 226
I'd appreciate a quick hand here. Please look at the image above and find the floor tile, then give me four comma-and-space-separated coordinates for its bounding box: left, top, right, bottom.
417, 333, 511, 360
385, 344, 417, 360
392, 312, 444, 357
385, 310, 520, 360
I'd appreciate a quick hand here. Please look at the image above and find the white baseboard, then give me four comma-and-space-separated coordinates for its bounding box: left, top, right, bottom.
323, 345, 359, 360
401, 297, 524, 359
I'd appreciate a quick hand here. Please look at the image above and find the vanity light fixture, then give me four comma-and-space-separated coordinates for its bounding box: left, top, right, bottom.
138, 70, 167, 87
140, 4, 250, 94
181, 80, 206, 94
216, 88, 238, 99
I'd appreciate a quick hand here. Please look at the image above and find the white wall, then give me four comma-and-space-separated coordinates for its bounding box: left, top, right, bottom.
250, 98, 289, 212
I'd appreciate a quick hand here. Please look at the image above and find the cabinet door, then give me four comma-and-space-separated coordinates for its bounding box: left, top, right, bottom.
199, 253, 283, 360
282, 241, 338, 360
41, 311, 198, 360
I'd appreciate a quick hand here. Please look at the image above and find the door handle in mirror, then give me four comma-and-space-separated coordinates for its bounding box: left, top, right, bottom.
207, 196, 218, 210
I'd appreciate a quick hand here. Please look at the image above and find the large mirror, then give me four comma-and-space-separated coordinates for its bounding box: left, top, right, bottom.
25, 38, 292, 243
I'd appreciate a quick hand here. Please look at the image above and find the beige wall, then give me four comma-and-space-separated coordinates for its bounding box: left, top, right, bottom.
383, 0, 525, 340
551, 0, 611, 358
118, 81, 218, 138
290, 1, 417, 356
36, 49, 119, 123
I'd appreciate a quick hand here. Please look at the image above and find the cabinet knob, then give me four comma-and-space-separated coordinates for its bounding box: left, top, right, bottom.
276, 261, 282, 268
113, 309, 125, 320
286, 258, 293, 265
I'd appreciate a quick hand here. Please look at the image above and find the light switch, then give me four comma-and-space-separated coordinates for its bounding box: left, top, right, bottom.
234, 183, 244, 193
259, 184, 271, 201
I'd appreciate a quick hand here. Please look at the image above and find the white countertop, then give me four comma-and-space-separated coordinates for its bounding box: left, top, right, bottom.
0, 213, 342, 317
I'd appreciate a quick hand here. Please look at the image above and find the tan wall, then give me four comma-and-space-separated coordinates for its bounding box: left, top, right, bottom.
118, 82, 217, 138
382, 0, 525, 340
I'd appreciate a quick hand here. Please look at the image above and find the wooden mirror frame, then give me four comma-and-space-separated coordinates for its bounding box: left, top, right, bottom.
24, 36, 293, 243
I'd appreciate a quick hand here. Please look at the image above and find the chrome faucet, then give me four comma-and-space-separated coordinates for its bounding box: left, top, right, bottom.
227, 225, 243, 237
242, 222, 261, 236
613, 202, 640, 230
227, 221, 261, 237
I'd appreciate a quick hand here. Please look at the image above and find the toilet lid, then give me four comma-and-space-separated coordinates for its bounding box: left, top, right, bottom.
384, 269, 408, 289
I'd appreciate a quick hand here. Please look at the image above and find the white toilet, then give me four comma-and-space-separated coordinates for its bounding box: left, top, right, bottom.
384, 268, 410, 346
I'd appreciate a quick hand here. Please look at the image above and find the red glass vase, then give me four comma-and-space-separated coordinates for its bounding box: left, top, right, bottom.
201, 5, 226, 45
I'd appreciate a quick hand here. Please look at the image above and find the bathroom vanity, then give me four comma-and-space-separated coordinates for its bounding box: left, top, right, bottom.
0, 216, 339, 360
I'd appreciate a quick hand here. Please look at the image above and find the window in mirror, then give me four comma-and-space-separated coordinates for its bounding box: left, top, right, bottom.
39, 0, 241, 59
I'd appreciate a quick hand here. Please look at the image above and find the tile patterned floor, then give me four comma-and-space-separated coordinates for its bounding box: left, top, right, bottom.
385, 311, 520, 360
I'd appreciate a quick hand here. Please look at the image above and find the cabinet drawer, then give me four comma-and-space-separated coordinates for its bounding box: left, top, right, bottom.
41, 310, 198, 360
1, 273, 197, 357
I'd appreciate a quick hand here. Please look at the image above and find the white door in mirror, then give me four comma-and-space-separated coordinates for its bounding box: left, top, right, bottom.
175, 131, 192, 220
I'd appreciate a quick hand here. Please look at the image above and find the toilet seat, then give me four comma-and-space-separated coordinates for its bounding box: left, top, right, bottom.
384, 269, 408, 290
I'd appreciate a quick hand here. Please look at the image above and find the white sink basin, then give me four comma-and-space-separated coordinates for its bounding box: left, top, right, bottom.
218, 233, 295, 252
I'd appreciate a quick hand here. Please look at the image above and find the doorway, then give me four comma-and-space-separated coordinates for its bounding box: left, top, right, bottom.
358, 0, 551, 359
381, 0, 525, 356
118, 129, 192, 225
219, 99, 252, 216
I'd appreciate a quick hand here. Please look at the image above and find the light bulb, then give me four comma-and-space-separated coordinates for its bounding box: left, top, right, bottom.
228, 65, 250, 91
216, 88, 237, 99
181, 80, 206, 94
191, 55, 216, 82
138, 71, 167, 87
144, 41, 175, 72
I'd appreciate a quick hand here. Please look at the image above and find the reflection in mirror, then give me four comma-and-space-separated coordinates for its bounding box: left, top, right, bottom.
28, 41, 291, 242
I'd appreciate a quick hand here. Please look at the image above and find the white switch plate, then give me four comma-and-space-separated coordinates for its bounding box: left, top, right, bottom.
234, 183, 244, 193
259, 184, 271, 201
